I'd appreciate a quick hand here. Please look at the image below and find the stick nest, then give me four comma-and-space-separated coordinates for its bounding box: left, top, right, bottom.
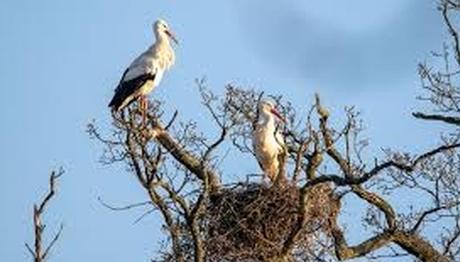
205, 182, 338, 261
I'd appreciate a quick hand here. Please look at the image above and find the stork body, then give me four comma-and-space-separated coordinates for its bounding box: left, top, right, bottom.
108, 19, 178, 115
252, 101, 286, 183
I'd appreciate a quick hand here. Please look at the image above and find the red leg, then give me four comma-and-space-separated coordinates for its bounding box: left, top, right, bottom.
141, 96, 146, 125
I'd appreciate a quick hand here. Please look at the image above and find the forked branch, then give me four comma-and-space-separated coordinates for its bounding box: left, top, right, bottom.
25, 169, 64, 262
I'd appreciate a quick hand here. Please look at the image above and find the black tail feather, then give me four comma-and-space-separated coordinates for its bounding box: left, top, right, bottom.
108, 73, 156, 111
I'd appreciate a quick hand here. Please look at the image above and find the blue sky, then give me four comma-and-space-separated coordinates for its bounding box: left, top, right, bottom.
0, 0, 449, 261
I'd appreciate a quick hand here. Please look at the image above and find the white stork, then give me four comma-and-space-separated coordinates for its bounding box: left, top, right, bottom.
252, 100, 286, 183
108, 19, 178, 119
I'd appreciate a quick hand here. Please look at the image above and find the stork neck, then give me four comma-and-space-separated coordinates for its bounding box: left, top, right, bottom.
155, 31, 171, 46
257, 113, 276, 130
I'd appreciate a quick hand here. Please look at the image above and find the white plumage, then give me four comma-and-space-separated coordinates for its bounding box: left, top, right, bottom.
109, 19, 178, 112
252, 100, 286, 183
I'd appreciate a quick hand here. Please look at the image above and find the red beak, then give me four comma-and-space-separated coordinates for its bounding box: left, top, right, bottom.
165, 30, 179, 45
270, 108, 286, 123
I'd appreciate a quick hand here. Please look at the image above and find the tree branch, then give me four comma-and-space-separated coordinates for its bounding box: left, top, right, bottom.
442, 0, 460, 66
148, 120, 221, 192
413, 112, 460, 126
25, 170, 64, 262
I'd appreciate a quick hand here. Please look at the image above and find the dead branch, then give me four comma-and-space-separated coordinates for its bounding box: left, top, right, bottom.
25, 169, 64, 262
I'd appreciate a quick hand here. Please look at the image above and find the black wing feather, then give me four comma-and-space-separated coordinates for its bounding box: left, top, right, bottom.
108, 70, 156, 111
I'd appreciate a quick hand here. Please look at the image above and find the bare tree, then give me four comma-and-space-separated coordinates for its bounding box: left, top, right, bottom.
25, 169, 64, 262
88, 1, 460, 261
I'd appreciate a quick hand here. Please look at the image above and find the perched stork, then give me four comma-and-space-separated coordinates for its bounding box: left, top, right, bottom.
252, 100, 286, 183
108, 19, 178, 120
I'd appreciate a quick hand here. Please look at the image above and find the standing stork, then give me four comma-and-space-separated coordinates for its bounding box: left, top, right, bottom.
108, 19, 178, 121
252, 100, 287, 183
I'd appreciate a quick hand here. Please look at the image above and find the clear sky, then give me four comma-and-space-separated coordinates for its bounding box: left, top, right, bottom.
0, 0, 448, 261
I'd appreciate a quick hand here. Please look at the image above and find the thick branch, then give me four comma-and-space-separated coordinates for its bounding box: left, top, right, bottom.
393, 231, 450, 262
332, 228, 393, 260
148, 120, 221, 192
316, 191, 393, 261
330, 205, 449, 261
188, 191, 207, 262
330, 184, 449, 261
351, 185, 396, 230
413, 112, 460, 126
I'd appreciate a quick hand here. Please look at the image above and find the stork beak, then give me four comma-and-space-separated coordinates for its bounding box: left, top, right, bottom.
165, 30, 179, 45
270, 108, 286, 123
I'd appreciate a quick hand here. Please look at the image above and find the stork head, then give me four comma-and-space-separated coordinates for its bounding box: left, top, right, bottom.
258, 100, 286, 123
154, 19, 179, 45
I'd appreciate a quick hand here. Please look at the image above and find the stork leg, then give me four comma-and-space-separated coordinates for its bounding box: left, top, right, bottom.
141, 96, 147, 125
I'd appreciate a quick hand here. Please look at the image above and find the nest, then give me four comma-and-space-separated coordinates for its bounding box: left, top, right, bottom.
206, 183, 338, 261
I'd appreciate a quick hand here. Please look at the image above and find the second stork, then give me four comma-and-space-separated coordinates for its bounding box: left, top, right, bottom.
252, 100, 287, 183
